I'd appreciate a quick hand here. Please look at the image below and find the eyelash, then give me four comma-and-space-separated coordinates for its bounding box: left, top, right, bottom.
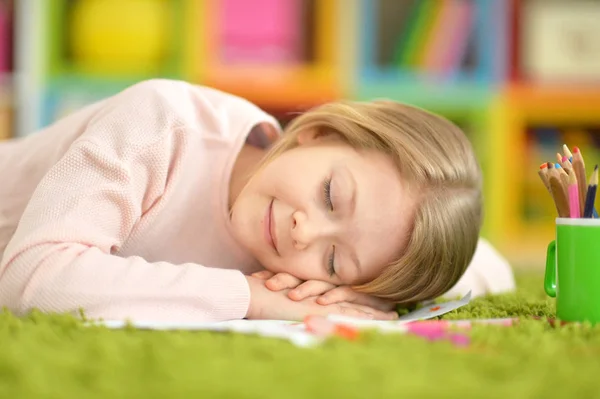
328, 246, 336, 276
323, 178, 333, 211
323, 178, 335, 276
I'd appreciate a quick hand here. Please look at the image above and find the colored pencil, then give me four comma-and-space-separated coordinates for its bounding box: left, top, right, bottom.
559, 167, 569, 193
568, 171, 580, 218
556, 153, 563, 163
583, 165, 599, 218
561, 155, 573, 171
547, 162, 560, 183
572, 147, 587, 215
563, 144, 573, 160
549, 174, 570, 217
538, 163, 551, 193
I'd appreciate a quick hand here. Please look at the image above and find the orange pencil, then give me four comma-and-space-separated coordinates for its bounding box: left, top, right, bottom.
538, 163, 551, 193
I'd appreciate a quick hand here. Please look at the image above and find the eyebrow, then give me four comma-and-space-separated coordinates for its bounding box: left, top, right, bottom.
340, 165, 361, 275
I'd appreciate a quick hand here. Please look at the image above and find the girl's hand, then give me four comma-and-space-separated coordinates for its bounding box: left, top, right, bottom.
251, 271, 397, 313
245, 275, 397, 321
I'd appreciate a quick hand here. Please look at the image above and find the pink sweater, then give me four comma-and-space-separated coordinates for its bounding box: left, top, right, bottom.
0, 79, 281, 322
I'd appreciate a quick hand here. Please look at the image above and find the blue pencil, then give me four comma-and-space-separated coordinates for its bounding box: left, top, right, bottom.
583, 165, 598, 218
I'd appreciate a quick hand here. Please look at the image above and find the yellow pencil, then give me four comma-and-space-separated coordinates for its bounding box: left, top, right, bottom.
563, 144, 573, 160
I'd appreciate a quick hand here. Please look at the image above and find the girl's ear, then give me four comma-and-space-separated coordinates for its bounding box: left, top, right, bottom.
297, 129, 342, 145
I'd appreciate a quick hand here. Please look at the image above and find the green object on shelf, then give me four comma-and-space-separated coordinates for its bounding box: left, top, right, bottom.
392, 0, 438, 67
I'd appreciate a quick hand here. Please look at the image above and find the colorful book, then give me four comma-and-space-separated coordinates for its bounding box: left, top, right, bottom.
422, 0, 455, 72
392, 0, 434, 66
437, 0, 475, 76
220, 0, 303, 64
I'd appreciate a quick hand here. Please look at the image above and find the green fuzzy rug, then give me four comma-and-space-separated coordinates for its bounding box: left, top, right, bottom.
2, 271, 599, 399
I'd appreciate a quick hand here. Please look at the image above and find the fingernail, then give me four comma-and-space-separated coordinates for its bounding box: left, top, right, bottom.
289, 290, 301, 300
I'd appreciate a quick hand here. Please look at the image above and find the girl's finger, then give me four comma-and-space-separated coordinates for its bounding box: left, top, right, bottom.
251, 270, 275, 280
288, 280, 336, 301
316, 286, 357, 305
265, 273, 303, 291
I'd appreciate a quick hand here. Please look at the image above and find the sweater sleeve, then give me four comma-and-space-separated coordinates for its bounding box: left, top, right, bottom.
0, 82, 251, 322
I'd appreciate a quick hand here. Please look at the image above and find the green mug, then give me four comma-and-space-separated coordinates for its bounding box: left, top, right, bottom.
545, 218, 600, 324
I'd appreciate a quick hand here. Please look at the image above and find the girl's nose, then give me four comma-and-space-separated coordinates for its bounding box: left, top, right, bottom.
291, 210, 336, 250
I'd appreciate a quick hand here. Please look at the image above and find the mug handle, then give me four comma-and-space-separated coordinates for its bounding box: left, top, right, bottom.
544, 240, 557, 297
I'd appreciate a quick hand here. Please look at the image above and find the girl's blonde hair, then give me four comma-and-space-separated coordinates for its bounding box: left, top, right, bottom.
259, 100, 482, 304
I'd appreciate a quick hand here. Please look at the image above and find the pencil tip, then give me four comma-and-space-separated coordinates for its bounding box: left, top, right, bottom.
595, 165, 598, 171
562, 156, 568, 162
540, 163, 548, 169
573, 147, 580, 154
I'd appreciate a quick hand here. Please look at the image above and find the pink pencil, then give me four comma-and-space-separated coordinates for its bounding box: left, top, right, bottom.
568, 171, 580, 218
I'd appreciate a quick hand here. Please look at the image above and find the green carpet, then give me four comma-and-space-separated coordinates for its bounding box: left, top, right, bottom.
2, 271, 599, 399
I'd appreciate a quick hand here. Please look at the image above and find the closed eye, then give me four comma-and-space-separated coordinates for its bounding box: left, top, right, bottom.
328, 245, 336, 276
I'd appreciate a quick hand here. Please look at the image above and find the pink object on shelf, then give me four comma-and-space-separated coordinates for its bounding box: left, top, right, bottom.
422, 0, 453, 73
436, 0, 475, 76
0, 2, 11, 72
219, 0, 303, 64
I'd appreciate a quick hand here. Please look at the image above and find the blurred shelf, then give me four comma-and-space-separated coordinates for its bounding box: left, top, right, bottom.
506, 83, 600, 113
356, 77, 495, 111
38, 75, 136, 127
202, 65, 340, 108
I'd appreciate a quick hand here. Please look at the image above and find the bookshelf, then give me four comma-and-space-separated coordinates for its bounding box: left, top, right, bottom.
11, 0, 600, 265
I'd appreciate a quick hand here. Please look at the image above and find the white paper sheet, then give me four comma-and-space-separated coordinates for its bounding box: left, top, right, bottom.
85, 291, 472, 347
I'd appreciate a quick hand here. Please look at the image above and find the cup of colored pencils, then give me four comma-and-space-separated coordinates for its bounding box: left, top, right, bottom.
543, 145, 600, 324
538, 145, 598, 219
